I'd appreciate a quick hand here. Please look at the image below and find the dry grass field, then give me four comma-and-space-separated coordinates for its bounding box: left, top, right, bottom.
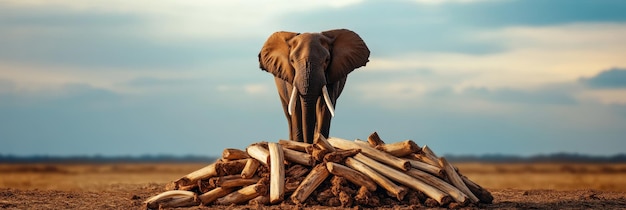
1, 162, 625, 209
458, 162, 626, 192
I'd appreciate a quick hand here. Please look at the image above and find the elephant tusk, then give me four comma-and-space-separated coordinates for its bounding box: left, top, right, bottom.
322, 85, 335, 117
288, 85, 297, 116
144, 190, 198, 209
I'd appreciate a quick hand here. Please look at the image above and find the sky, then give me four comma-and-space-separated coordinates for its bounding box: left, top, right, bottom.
1, 0, 625, 157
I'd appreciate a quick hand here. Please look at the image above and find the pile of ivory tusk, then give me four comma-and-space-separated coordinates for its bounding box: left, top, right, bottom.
144, 132, 493, 209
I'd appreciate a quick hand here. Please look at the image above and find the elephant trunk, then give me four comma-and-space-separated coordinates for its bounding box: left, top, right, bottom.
296, 61, 323, 143
288, 60, 336, 143
300, 94, 318, 143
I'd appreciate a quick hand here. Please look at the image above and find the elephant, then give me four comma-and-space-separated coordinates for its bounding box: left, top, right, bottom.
258, 29, 370, 143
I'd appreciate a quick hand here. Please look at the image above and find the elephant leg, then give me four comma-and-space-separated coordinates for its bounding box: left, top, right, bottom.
291, 96, 303, 141
316, 78, 347, 138
316, 97, 331, 138
275, 78, 303, 141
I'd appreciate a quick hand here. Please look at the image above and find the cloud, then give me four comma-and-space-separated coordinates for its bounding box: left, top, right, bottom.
576, 89, 626, 105
243, 84, 270, 95
0, 23, 249, 69
0, 1, 267, 69
276, 1, 505, 56
217, 84, 261, 94
276, 0, 626, 56
365, 23, 626, 92
126, 77, 200, 87
4, 1, 625, 95
575, 68, 626, 105
442, 0, 626, 27
349, 78, 580, 112
1, 1, 364, 40
0, 4, 156, 68
463, 85, 578, 105
580, 68, 626, 89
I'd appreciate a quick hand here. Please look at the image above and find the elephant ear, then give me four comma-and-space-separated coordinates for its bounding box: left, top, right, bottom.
259, 31, 299, 83
322, 29, 370, 84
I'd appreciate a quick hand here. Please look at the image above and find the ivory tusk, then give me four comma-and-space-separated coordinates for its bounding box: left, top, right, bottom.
288, 85, 297, 116
144, 190, 198, 209
322, 85, 335, 117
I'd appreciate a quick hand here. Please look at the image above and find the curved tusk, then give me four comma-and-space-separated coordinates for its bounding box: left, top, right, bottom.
322, 85, 335, 117
288, 85, 297, 116
144, 190, 198, 209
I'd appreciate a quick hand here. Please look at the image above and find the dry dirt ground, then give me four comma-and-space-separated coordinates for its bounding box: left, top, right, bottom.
1, 163, 625, 209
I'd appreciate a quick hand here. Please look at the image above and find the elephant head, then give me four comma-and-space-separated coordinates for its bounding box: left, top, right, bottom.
259, 29, 370, 143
